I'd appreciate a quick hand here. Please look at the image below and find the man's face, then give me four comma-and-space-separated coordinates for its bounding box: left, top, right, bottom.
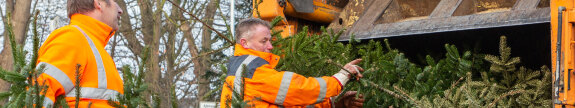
241, 25, 273, 53
100, 0, 123, 31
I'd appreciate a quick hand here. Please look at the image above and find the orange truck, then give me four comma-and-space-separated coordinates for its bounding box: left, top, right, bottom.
252, 0, 345, 37
553, 0, 575, 107
254, 0, 574, 107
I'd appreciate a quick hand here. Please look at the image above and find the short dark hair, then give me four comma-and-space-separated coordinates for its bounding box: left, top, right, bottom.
67, 0, 110, 18
235, 18, 271, 43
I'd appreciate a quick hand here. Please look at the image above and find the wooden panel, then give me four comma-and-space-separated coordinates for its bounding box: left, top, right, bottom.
430, 0, 462, 18
452, 0, 477, 16
327, 0, 372, 32
340, 7, 550, 40
347, 0, 392, 34
375, 0, 403, 24
513, 0, 541, 10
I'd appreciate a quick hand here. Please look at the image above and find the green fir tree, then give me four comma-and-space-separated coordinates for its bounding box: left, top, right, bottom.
269, 23, 550, 107
270, 26, 479, 107
108, 47, 161, 108
0, 11, 56, 108
400, 36, 551, 107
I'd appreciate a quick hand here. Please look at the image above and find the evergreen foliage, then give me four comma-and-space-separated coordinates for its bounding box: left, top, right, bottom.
0, 11, 55, 108
108, 47, 161, 108
199, 53, 229, 102
217, 16, 286, 108
408, 36, 551, 107
270, 26, 551, 107
222, 65, 257, 108
0, 11, 162, 108
269, 27, 475, 107
73, 64, 82, 108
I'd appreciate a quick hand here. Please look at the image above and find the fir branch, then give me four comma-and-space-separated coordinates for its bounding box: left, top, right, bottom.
451, 77, 465, 88
487, 90, 523, 108
5, 12, 25, 72
152, 93, 161, 108
271, 29, 283, 38
269, 16, 283, 28
54, 95, 70, 108
329, 28, 345, 42
29, 10, 40, 70
393, 86, 422, 107
364, 80, 406, 101
109, 47, 151, 108
384, 39, 392, 51
74, 64, 82, 108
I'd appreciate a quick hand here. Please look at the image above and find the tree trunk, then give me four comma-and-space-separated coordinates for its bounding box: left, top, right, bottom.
161, 0, 183, 106
183, 21, 202, 107
118, 0, 224, 107
0, 0, 32, 105
136, 0, 164, 106
196, 0, 220, 103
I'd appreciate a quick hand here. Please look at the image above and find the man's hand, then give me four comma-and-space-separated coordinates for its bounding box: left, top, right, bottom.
333, 59, 364, 86
343, 59, 364, 80
336, 91, 364, 108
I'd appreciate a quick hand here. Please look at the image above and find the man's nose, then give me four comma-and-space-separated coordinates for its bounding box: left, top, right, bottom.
267, 42, 274, 50
117, 4, 123, 15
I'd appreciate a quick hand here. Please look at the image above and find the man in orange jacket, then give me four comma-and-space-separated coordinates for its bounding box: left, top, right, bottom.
220, 18, 365, 108
35, 0, 123, 107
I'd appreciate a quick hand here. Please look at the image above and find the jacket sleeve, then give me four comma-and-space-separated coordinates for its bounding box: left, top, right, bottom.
311, 98, 335, 108
245, 67, 343, 106
35, 27, 88, 107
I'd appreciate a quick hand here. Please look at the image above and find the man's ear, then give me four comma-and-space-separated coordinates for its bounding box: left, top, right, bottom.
240, 38, 249, 48
94, 0, 102, 10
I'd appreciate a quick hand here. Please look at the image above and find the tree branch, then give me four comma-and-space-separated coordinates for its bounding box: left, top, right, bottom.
166, 0, 234, 44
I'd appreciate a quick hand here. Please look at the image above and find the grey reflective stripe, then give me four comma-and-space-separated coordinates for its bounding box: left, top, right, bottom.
233, 55, 258, 99
227, 55, 249, 76
66, 87, 120, 100
37, 62, 74, 93
274, 72, 294, 105
43, 97, 53, 107
244, 57, 268, 78
300, 78, 326, 107
227, 55, 269, 78
314, 77, 327, 104
73, 25, 107, 89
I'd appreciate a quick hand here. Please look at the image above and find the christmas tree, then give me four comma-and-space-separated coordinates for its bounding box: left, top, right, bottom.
0, 11, 58, 108
270, 25, 551, 107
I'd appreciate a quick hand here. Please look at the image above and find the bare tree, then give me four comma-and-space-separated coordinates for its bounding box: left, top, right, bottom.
196, 0, 221, 102
0, 0, 233, 107
116, 0, 164, 105
115, 0, 231, 107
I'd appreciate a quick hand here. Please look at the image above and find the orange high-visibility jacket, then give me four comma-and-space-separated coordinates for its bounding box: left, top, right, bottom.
35, 14, 123, 108
220, 44, 344, 108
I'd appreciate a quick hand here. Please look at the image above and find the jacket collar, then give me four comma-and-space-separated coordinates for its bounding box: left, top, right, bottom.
234, 44, 280, 68
69, 14, 115, 47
